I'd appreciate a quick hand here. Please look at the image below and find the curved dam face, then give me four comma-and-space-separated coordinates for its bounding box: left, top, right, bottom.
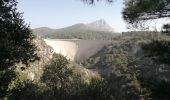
44, 39, 109, 63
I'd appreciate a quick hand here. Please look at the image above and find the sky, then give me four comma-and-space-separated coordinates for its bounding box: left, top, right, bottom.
17, 0, 128, 32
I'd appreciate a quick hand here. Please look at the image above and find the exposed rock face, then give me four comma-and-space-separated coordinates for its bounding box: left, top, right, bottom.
44, 39, 110, 63
87, 19, 114, 32
16, 37, 54, 81
56, 19, 114, 32
32, 19, 115, 37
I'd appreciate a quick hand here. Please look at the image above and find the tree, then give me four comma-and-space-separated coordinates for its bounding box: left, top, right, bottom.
123, 0, 170, 24
81, 0, 114, 4
41, 54, 76, 100
0, 0, 39, 98
81, 0, 170, 27
162, 23, 170, 35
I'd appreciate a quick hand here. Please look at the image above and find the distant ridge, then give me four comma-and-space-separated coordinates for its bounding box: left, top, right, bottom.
32, 19, 115, 37
55, 19, 114, 32
32, 27, 55, 36
87, 19, 114, 32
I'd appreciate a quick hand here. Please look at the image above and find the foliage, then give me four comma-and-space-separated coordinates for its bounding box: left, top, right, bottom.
84, 40, 136, 69
123, 0, 170, 24
138, 76, 170, 100
85, 32, 170, 99
162, 24, 170, 35
79, 77, 115, 100
0, 0, 39, 98
2, 0, 170, 99
41, 54, 84, 100
0, 0, 38, 69
141, 39, 170, 65
85, 39, 143, 99
8, 54, 114, 100
45, 30, 117, 40
0, 68, 16, 98
6, 31, 170, 100
139, 37, 170, 100
8, 81, 46, 100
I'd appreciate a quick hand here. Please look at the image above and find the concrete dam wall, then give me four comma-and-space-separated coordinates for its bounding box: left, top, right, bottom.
44, 39, 109, 63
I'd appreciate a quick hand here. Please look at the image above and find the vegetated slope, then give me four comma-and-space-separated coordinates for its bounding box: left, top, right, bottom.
8, 31, 170, 100
9, 38, 102, 100
15, 37, 54, 81
11, 37, 99, 89
32, 27, 55, 37
45, 30, 117, 40
53, 19, 114, 32
84, 31, 170, 100
32, 19, 118, 40
10, 53, 103, 100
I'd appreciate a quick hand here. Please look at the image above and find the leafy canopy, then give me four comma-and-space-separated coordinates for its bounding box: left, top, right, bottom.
123, 0, 170, 24
0, 0, 39, 69
0, 0, 39, 98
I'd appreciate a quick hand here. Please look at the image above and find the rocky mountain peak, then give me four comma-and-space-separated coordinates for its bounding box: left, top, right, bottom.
88, 19, 107, 26
87, 19, 114, 32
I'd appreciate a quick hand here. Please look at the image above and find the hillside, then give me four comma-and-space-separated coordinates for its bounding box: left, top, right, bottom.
32, 27, 55, 37
54, 19, 114, 32
84, 31, 170, 100
45, 30, 117, 40
3, 0, 170, 99
87, 19, 114, 32
32, 19, 118, 40
6, 31, 170, 100
14, 37, 99, 81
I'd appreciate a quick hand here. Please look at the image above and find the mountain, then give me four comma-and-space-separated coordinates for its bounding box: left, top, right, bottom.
87, 19, 114, 32
55, 19, 114, 32
32, 19, 115, 38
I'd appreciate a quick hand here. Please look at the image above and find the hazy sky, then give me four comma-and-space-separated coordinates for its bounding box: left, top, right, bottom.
17, 0, 128, 32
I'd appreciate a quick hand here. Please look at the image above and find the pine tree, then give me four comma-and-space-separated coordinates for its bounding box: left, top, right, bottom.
123, 0, 170, 24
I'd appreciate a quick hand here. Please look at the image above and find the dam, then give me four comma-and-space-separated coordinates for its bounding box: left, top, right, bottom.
44, 39, 109, 63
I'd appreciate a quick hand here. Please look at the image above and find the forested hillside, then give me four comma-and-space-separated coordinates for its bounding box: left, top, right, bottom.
33, 19, 118, 40
45, 30, 117, 40
6, 31, 170, 100
4, 37, 101, 100
32, 27, 55, 37
84, 31, 170, 100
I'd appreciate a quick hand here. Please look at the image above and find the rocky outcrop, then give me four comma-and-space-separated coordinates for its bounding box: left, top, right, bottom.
87, 19, 114, 32
32, 19, 115, 37
16, 36, 54, 81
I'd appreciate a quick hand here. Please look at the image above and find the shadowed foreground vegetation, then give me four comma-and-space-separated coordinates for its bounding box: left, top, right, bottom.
84, 31, 170, 100
2, 31, 170, 100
